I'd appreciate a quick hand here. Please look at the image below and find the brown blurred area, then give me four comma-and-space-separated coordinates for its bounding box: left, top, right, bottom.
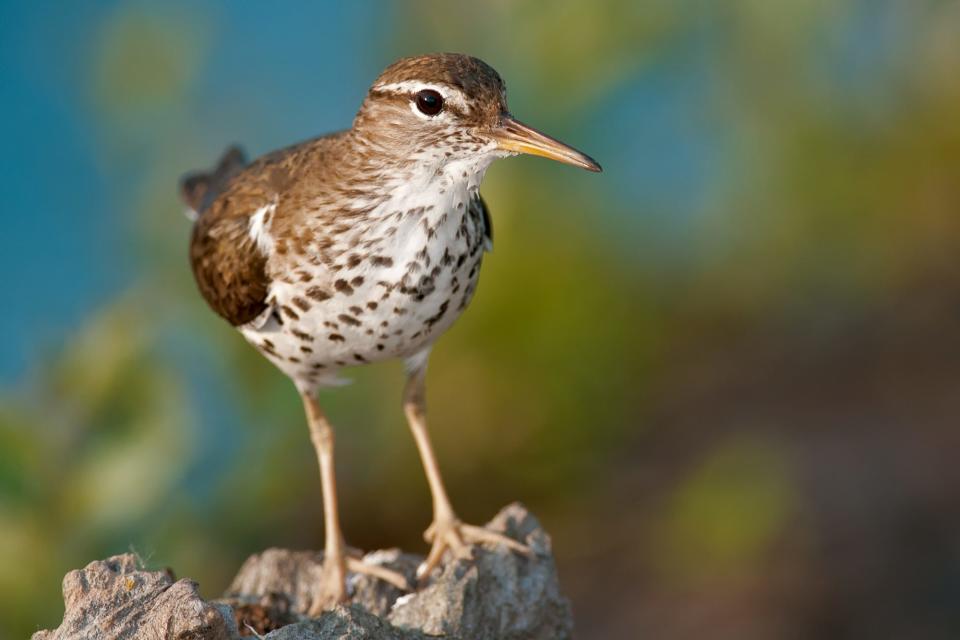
564, 278, 960, 638
2, 1, 960, 638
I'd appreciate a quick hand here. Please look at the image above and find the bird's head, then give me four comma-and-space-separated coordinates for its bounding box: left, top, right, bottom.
353, 53, 601, 174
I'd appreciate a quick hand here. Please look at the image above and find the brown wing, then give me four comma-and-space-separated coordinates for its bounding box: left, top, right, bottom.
189, 212, 270, 327
184, 135, 347, 327
184, 146, 272, 327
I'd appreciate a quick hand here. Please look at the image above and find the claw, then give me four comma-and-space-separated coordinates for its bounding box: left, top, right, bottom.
345, 557, 410, 590
460, 523, 533, 556
308, 551, 410, 616
416, 516, 531, 582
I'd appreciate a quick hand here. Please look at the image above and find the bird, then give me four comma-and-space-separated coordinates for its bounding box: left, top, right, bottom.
180, 53, 601, 613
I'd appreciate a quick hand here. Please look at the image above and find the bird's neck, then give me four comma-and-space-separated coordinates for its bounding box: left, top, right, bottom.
312, 133, 489, 257
343, 127, 494, 209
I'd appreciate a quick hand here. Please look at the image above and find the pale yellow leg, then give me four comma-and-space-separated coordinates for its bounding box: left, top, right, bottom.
301, 393, 408, 616
402, 366, 530, 581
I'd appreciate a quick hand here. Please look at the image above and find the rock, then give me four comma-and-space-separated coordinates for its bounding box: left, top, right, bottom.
260, 606, 423, 640
387, 504, 572, 639
32, 554, 236, 640
34, 504, 573, 640
224, 548, 420, 621
228, 591, 298, 636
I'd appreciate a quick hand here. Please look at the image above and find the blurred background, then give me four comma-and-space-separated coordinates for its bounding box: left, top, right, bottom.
2, 1, 960, 638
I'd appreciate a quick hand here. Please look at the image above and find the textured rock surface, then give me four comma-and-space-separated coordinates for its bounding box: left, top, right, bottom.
31, 554, 236, 640
262, 606, 423, 640
388, 504, 572, 639
35, 503, 573, 640
224, 547, 421, 622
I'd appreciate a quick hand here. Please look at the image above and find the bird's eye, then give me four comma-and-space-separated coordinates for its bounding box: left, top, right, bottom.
415, 89, 444, 116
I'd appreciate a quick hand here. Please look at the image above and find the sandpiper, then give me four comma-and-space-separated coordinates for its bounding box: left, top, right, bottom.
181, 53, 601, 613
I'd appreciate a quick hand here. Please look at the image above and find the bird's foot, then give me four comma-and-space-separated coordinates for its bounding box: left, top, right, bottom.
417, 513, 531, 581
307, 553, 348, 616
345, 550, 410, 590
307, 548, 410, 616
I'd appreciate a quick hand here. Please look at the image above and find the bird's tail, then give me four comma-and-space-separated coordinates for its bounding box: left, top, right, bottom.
179, 145, 247, 220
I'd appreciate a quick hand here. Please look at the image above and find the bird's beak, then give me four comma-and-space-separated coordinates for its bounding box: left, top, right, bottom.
493, 114, 602, 172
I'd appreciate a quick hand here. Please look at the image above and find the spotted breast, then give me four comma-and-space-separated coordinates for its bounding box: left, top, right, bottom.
189, 137, 494, 393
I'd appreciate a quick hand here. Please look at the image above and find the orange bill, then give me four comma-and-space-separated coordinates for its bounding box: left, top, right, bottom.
493, 115, 602, 172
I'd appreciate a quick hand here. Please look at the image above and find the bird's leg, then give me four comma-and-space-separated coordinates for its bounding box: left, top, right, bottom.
301, 393, 408, 616
301, 392, 347, 613
402, 363, 531, 582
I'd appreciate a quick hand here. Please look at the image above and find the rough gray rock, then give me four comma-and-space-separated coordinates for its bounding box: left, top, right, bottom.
388, 504, 572, 640
35, 503, 573, 640
31, 554, 236, 640
224, 548, 421, 620
262, 606, 423, 640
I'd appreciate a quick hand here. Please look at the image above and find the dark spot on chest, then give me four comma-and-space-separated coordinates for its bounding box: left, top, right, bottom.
306, 287, 331, 302
291, 329, 313, 342
338, 314, 361, 327
334, 279, 354, 295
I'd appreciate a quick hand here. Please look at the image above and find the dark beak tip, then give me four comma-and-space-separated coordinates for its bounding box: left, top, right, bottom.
580, 155, 602, 173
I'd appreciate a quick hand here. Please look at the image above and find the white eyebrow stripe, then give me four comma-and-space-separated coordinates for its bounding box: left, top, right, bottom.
372, 81, 470, 113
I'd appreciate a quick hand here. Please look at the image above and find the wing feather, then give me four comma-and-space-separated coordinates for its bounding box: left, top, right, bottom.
476, 193, 493, 252
184, 147, 273, 327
